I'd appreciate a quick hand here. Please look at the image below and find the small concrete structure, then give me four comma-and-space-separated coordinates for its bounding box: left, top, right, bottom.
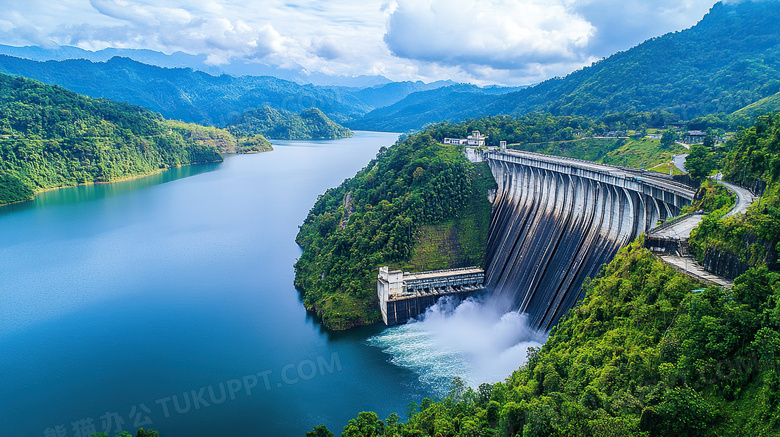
378, 266, 485, 325
443, 131, 486, 147
467, 131, 486, 146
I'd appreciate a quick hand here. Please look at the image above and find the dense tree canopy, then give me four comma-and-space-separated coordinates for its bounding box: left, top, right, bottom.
685, 144, 716, 179
227, 106, 353, 140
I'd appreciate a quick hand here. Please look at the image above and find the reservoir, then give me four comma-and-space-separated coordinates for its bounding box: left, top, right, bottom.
0, 132, 432, 436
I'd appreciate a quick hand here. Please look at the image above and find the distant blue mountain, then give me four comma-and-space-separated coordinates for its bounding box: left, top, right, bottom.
0, 52, 514, 129
0, 44, 392, 88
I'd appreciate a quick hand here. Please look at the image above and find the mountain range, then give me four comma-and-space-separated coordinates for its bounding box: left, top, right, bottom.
0, 53, 478, 128
0, 1, 778, 133
349, 0, 780, 131
0, 44, 393, 88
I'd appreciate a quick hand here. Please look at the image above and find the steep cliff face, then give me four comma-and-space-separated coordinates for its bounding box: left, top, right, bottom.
483, 157, 687, 330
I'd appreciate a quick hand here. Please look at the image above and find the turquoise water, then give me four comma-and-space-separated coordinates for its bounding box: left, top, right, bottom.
0, 132, 432, 437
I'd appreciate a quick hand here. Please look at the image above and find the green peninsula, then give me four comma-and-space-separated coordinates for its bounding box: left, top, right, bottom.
227, 106, 353, 140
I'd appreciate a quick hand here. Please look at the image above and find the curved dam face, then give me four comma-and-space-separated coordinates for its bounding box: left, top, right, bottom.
483, 150, 694, 331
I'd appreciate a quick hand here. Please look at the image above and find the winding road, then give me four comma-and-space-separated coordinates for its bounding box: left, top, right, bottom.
650, 167, 756, 288
719, 179, 756, 217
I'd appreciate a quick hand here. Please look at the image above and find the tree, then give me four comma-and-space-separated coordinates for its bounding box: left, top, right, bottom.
448, 376, 468, 402
703, 127, 716, 148
306, 424, 334, 437
685, 143, 716, 179
661, 128, 677, 148
342, 412, 384, 437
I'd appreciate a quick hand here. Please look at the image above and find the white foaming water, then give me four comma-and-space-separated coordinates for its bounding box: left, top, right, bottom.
367, 294, 548, 395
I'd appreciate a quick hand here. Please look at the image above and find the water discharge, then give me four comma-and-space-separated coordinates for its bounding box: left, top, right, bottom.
368, 293, 547, 394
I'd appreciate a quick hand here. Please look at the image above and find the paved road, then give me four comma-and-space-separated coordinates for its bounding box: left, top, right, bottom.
649, 179, 754, 240
660, 254, 734, 288
719, 180, 756, 217
650, 214, 703, 240
673, 153, 688, 173
649, 175, 756, 289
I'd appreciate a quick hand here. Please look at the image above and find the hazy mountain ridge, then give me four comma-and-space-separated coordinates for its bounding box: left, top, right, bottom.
0, 44, 394, 88
350, 0, 780, 131
0, 1, 777, 135
346, 85, 505, 132
0, 55, 373, 126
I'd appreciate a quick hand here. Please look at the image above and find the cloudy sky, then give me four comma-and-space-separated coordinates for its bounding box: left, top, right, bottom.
0, 0, 721, 85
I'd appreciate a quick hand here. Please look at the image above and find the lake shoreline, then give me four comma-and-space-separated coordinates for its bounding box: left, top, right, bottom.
0, 156, 238, 208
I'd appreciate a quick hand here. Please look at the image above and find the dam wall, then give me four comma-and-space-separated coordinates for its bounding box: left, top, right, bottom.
483, 150, 695, 330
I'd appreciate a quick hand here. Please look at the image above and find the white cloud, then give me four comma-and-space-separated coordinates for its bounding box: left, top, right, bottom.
0, 0, 725, 85
311, 37, 343, 60
571, 0, 714, 58
384, 0, 595, 69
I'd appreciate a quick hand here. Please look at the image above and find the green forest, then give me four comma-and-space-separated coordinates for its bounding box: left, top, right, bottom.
350, 1, 780, 132
0, 73, 269, 205
425, 113, 687, 170
227, 106, 353, 140
306, 113, 780, 435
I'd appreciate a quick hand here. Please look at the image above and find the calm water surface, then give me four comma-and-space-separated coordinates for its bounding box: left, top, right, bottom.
0, 132, 432, 437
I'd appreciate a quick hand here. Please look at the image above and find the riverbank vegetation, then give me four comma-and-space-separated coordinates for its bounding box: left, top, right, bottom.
227, 106, 353, 140
0, 73, 270, 205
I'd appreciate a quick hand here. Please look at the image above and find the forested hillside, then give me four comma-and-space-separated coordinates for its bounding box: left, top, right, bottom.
227, 106, 353, 140
426, 113, 687, 169
319, 237, 780, 436
347, 85, 515, 132
0, 73, 257, 205
350, 1, 780, 132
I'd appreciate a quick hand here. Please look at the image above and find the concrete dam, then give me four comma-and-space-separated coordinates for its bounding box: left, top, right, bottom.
483, 150, 696, 331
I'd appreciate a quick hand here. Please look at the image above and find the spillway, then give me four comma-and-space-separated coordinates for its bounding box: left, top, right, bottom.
483, 150, 695, 330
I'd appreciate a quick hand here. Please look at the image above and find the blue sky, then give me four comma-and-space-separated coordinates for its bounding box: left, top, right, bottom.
0, 0, 721, 85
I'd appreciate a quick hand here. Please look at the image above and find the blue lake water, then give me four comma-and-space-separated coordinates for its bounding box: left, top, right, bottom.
0, 132, 434, 437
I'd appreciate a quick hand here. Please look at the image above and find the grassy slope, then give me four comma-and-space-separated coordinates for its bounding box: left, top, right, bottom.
732, 91, 780, 127
401, 162, 495, 272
